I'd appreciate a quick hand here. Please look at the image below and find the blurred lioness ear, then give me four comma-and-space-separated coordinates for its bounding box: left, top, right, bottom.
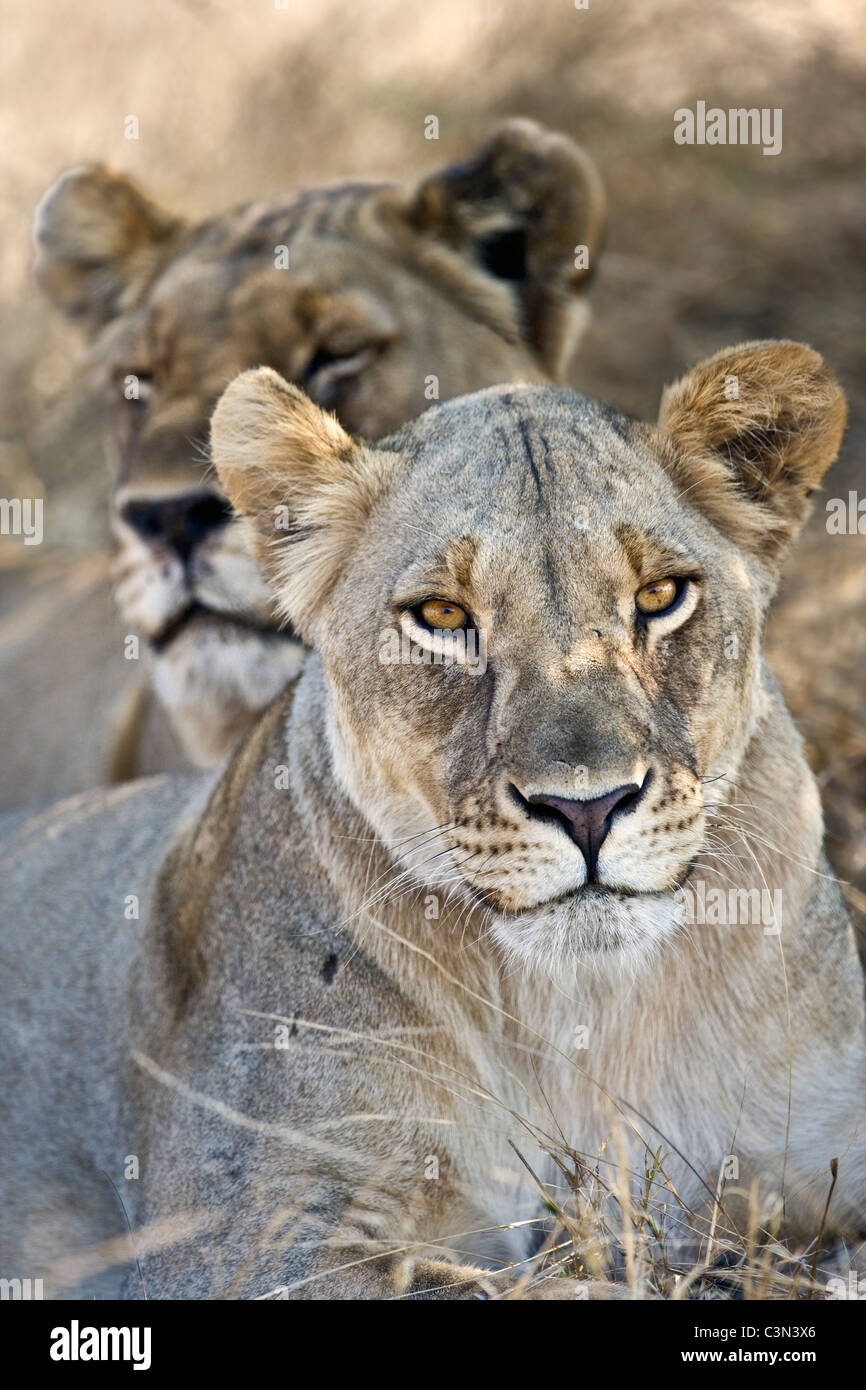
34, 165, 183, 333
658, 340, 846, 562
211, 368, 395, 639
391, 118, 606, 379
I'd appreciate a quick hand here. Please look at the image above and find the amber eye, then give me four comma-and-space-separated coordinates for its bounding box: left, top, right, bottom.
635, 577, 681, 616
417, 599, 468, 631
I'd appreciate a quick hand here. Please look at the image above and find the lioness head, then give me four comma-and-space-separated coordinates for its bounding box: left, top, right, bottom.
211, 341, 844, 966
34, 121, 604, 765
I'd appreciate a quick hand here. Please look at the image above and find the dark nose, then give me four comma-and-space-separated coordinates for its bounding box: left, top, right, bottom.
120, 490, 233, 563
524, 782, 644, 876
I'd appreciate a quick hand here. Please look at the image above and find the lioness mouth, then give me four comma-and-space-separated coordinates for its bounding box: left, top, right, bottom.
151, 601, 296, 653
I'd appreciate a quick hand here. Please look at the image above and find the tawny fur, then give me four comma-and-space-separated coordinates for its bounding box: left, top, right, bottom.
1, 344, 862, 1300
7, 120, 604, 805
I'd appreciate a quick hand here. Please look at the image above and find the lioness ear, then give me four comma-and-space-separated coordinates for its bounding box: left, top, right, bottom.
211, 368, 394, 639
395, 119, 605, 379
658, 341, 846, 562
34, 165, 183, 333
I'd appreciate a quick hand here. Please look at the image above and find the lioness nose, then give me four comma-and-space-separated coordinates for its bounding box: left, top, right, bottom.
120, 490, 233, 562
526, 783, 643, 875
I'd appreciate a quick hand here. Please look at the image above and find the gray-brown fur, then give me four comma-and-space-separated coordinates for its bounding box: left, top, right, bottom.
8, 120, 603, 791
1, 347, 863, 1298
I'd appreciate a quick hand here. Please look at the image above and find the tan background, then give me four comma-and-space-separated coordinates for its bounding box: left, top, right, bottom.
0, 0, 863, 926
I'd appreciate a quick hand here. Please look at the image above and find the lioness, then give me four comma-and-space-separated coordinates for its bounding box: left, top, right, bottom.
2, 341, 863, 1299
23, 119, 603, 781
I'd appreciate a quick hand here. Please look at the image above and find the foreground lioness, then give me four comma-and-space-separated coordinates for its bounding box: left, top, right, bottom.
18, 119, 603, 788
2, 341, 863, 1299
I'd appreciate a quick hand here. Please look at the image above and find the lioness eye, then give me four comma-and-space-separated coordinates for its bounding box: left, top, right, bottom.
417, 599, 468, 631
635, 577, 681, 615
303, 345, 377, 404
304, 346, 356, 378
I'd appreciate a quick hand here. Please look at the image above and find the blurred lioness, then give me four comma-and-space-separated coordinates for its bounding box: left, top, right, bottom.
6, 119, 603, 801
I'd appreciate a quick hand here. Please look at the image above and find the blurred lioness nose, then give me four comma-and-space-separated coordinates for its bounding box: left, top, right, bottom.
120, 490, 233, 562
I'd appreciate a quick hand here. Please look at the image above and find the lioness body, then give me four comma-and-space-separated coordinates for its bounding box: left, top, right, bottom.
2, 663, 863, 1298
2, 357, 864, 1298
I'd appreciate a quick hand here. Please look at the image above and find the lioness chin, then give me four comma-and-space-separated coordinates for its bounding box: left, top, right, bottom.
21, 119, 603, 789
2, 340, 863, 1300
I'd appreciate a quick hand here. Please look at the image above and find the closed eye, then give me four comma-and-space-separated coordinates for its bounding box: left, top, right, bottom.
303, 344, 379, 404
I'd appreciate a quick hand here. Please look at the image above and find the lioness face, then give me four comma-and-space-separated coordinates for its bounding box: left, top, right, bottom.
212, 342, 844, 967
35, 121, 604, 766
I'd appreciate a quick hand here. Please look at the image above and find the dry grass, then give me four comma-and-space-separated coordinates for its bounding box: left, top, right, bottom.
497, 1128, 852, 1301
45, 1035, 860, 1300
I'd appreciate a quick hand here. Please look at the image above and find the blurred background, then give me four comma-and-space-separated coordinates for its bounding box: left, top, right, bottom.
0, 0, 863, 929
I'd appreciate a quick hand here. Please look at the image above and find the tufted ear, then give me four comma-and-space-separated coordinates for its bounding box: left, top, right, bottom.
658, 341, 846, 564
34, 165, 183, 333
394, 119, 605, 380
211, 368, 394, 639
